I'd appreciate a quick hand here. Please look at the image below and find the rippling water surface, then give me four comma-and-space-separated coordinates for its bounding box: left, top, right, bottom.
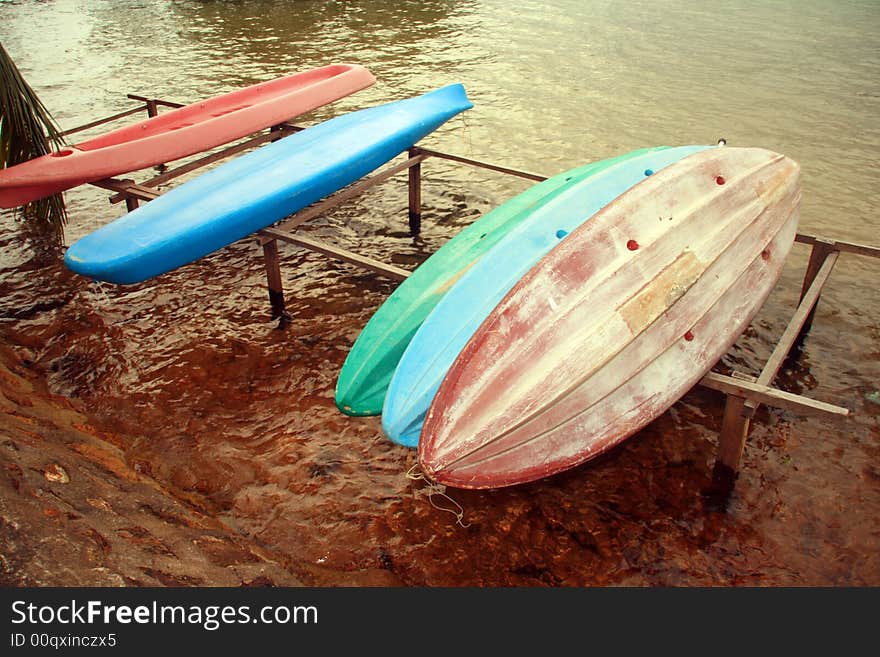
1, 0, 878, 585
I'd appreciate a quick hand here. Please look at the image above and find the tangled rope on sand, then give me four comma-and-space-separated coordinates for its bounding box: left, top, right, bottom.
406, 463, 470, 528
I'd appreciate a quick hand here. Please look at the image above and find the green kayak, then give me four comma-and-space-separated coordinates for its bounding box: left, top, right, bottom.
334, 146, 668, 416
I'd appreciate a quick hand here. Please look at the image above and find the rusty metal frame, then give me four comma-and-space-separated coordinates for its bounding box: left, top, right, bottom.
73, 95, 877, 493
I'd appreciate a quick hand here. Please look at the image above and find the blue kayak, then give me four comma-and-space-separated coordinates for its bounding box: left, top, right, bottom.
64, 84, 473, 284
381, 144, 713, 447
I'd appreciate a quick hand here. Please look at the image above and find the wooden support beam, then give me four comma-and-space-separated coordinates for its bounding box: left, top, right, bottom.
269, 123, 287, 143
408, 147, 422, 235
699, 371, 849, 418
107, 125, 302, 203
60, 105, 150, 138
797, 239, 837, 340
755, 250, 839, 394
712, 395, 750, 489
126, 94, 185, 109
412, 146, 548, 182
261, 239, 288, 324
711, 250, 840, 484
272, 153, 428, 235
795, 232, 880, 259
91, 178, 162, 202
260, 229, 411, 281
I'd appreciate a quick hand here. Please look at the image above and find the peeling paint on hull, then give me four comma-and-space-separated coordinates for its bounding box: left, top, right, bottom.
382, 145, 711, 446
419, 147, 801, 489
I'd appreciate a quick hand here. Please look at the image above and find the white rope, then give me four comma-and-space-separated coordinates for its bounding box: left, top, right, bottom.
406, 463, 470, 528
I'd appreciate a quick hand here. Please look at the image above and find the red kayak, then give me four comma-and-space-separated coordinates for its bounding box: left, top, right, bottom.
0, 63, 375, 208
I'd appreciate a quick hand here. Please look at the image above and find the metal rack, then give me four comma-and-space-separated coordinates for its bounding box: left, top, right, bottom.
79, 94, 877, 493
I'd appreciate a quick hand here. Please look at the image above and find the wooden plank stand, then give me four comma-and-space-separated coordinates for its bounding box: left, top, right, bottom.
79, 95, 876, 495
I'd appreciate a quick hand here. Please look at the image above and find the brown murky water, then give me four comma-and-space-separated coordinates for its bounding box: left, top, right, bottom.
1, 0, 878, 585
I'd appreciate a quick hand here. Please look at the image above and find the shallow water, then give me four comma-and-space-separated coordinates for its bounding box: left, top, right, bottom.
1, 0, 878, 585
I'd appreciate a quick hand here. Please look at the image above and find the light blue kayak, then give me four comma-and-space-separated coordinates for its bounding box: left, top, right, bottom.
381, 144, 713, 447
64, 84, 473, 284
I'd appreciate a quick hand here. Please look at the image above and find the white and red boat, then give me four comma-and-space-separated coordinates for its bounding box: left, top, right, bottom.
419, 147, 801, 489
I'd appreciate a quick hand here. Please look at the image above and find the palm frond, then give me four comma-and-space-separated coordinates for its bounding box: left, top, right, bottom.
0, 42, 68, 240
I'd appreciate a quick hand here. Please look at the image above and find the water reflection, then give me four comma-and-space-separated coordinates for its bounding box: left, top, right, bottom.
164, 0, 480, 90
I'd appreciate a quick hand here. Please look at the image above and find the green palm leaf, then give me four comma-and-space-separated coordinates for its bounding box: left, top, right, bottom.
0, 42, 68, 239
